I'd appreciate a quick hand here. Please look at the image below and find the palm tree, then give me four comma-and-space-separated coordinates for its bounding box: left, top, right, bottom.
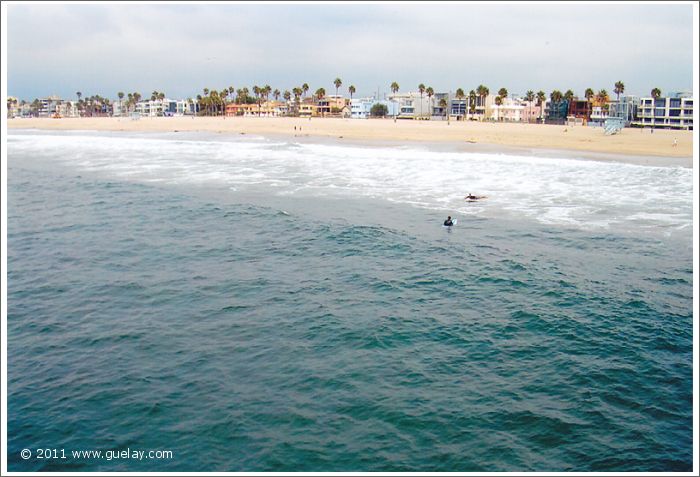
418, 83, 426, 119
76, 91, 82, 102
220, 89, 228, 116
292, 87, 302, 116
536, 90, 546, 120
550, 90, 563, 103
348, 85, 356, 115
564, 89, 575, 102
334, 78, 342, 99
651, 87, 661, 99
390, 82, 399, 121
476, 85, 489, 120
468, 89, 476, 119
252, 86, 262, 115
315, 87, 326, 117
438, 98, 448, 119
594, 89, 609, 117
203, 88, 210, 115
549, 90, 563, 120
583, 88, 594, 120
426, 86, 434, 119
496, 88, 508, 121
117, 92, 124, 116
524, 90, 534, 123
494, 96, 503, 121
273, 89, 281, 101
455, 88, 465, 119
302, 83, 309, 99
614, 81, 625, 101
596, 89, 608, 105
210, 90, 219, 116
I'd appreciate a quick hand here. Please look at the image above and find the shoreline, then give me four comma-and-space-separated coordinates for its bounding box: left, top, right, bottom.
8, 116, 694, 168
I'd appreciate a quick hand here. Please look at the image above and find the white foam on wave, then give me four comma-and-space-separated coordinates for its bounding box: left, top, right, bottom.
8, 132, 693, 233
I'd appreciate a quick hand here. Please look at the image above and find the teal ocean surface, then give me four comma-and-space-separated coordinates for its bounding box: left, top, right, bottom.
6, 130, 694, 472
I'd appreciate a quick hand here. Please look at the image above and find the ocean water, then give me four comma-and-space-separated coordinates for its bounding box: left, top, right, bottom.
6, 130, 694, 472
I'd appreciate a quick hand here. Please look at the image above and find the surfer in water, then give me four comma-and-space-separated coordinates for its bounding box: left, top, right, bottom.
465, 193, 486, 201
443, 216, 454, 226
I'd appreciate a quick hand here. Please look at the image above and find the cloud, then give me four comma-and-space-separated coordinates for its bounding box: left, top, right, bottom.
6, 3, 694, 100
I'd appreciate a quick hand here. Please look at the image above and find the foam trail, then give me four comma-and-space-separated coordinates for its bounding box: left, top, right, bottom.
8, 132, 693, 233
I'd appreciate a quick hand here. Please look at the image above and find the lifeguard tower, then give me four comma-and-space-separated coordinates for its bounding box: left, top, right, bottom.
604, 117, 625, 135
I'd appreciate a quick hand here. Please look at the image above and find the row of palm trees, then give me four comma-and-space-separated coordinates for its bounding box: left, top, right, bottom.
12, 80, 664, 119
190, 78, 361, 117
383, 80, 663, 121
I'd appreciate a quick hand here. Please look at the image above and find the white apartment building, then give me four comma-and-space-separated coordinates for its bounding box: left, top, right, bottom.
489, 97, 526, 122
632, 94, 693, 130
131, 98, 196, 117
350, 97, 399, 119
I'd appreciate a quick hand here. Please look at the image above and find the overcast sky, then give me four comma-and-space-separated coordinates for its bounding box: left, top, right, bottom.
5, 2, 696, 101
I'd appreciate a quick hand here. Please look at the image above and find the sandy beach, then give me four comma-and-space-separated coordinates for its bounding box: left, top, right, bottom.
8, 116, 693, 167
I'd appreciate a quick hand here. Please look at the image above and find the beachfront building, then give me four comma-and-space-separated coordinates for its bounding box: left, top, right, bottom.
134, 99, 164, 117
521, 100, 541, 123
298, 103, 319, 118
567, 100, 591, 124
245, 100, 286, 117
388, 92, 434, 120
225, 103, 255, 116
350, 98, 374, 119
316, 95, 347, 117
57, 100, 78, 118
132, 98, 198, 117
449, 97, 467, 120
468, 94, 495, 121
431, 93, 449, 119
545, 99, 570, 124
607, 95, 639, 125
112, 100, 127, 117
350, 97, 399, 119
489, 97, 526, 122
589, 105, 610, 126
28, 96, 79, 118
632, 93, 693, 130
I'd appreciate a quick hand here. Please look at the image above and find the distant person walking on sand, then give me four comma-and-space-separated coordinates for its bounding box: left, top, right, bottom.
673, 138, 678, 147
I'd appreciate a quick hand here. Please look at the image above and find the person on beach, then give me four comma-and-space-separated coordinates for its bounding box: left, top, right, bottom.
443, 216, 454, 226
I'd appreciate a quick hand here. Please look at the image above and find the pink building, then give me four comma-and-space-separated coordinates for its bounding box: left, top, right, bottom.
521, 102, 542, 123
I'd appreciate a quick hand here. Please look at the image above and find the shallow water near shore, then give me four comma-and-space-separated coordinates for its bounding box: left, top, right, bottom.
6, 130, 693, 471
